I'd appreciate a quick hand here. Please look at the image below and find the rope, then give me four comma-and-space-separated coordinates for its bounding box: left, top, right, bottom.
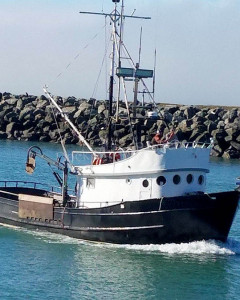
83, 35, 111, 142
91, 37, 111, 99
121, 77, 137, 148
48, 95, 66, 147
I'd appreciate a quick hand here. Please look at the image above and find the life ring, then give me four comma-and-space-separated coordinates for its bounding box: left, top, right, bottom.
92, 157, 102, 165
161, 131, 175, 144
153, 133, 162, 144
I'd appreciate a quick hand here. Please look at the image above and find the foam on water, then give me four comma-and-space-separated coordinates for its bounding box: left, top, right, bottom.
120, 240, 239, 255
1, 224, 240, 256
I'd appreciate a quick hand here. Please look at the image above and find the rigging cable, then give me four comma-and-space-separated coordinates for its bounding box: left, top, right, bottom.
83, 32, 111, 142
116, 0, 125, 121
91, 36, 111, 99
120, 41, 166, 123
47, 92, 72, 164
49, 23, 107, 87
121, 77, 137, 148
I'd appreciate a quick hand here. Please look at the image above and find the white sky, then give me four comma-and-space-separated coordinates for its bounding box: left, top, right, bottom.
0, 0, 240, 106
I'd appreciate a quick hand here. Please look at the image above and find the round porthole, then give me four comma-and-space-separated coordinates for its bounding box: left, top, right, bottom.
126, 178, 131, 185
142, 179, 149, 187
173, 175, 181, 185
198, 175, 204, 185
157, 176, 166, 186
186, 174, 193, 184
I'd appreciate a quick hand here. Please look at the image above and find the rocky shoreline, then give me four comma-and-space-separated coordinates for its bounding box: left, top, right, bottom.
0, 92, 239, 159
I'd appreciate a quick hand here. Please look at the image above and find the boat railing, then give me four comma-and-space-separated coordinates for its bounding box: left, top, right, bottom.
72, 141, 212, 165
0, 180, 62, 194
78, 200, 122, 209
151, 140, 212, 150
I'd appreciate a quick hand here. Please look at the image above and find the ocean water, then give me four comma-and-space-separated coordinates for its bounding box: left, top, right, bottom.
0, 140, 240, 300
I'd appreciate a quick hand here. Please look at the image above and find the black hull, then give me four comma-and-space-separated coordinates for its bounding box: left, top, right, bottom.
0, 187, 239, 244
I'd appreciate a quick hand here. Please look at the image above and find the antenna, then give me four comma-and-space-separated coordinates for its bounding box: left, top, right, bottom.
131, 9, 136, 16
138, 26, 142, 66
153, 49, 157, 98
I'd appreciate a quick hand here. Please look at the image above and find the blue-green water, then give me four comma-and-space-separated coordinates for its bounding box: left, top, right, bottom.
0, 140, 240, 300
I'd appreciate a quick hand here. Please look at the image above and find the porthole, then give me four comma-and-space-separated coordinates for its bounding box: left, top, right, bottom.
142, 179, 149, 187
126, 178, 132, 185
198, 175, 204, 185
186, 174, 193, 184
157, 176, 166, 186
173, 175, 181, 185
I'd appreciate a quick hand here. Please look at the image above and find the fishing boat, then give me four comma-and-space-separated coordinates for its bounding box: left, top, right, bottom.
0, 0, 239, 244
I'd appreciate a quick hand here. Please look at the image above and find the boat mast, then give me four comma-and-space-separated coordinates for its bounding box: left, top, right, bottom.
116, 0, 125, 121
107, 0, 119, 150
80, 1, 151, 150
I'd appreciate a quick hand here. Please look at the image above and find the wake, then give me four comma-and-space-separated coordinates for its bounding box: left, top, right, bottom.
1, 224, 240, 255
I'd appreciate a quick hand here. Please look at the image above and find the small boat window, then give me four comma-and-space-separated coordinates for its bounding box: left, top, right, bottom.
86, 178, 95, 188
157, 176, 166, 186
198, 175, 204, 185
173, 175, 181, 185
186, 174, 193, 184
126, 178, 132, 185
142, 179, 149, 187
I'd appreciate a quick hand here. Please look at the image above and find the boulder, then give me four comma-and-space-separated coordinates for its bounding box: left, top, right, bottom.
78, 102, 92, 114
206, 121, 217, 134
64, 96, 77, 106
183, 106, 199, 119
211, 145, 223, 157
4, 111, 19, 123
113, 128, 127, 139
162, 111, 172, 123
36, 99, 48, 109
62, 106, 77, 118
230, 141, 240, 151
207, 112, 218, 122
217, 120, 225, 129
6, 122, 19, 134
166, 105, 179, 115
178, 120, 192, 131
19, 107, 34, 121
45, 114, 54, 123
193, 132, 211, 143
5, 98, 18, 106
223, 148, 240, 159
119, 133, 132, 147
39, 135, 51, 142
98, 104, 106, 114
39, 95, 48, 101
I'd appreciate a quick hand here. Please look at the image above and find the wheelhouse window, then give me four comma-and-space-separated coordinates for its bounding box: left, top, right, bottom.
86, 178, 95, 188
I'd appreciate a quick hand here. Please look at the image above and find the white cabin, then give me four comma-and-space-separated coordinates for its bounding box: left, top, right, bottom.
73, 142, 211, 208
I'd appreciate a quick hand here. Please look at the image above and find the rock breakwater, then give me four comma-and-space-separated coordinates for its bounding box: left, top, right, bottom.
0, 92, 239, 159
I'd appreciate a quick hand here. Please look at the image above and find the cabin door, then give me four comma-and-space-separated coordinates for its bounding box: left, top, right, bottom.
139, 178, 152, 200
